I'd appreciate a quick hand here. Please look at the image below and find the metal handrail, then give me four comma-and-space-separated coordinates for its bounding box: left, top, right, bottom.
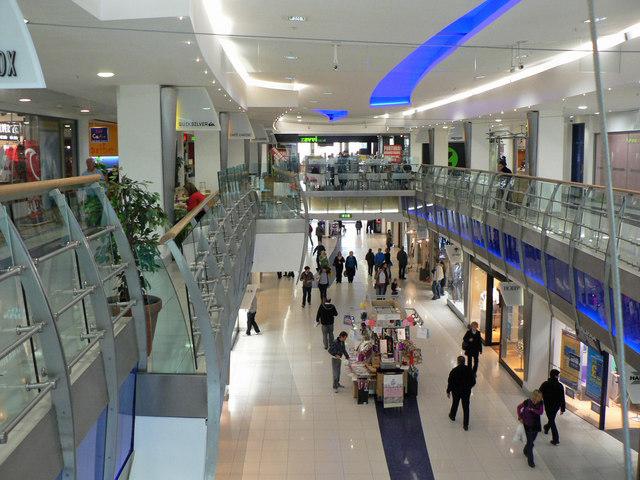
33, 241, 80, 265
0, 381, 56, 444
0, 323, 44, 361
159, 192, 219, 245
0, 175, 101, 202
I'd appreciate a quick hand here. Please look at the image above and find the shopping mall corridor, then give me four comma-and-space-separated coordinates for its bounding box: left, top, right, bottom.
214, 225, 637, 480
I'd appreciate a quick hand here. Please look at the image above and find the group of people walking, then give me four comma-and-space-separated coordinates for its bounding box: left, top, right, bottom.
447, 321, 566, 469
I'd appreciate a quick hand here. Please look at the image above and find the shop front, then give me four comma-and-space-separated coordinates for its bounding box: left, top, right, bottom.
0, 111, 77, 185
550, 318, 640, 435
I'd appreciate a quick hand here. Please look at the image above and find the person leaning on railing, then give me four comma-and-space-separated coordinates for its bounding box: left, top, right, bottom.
184, 182, 206, 221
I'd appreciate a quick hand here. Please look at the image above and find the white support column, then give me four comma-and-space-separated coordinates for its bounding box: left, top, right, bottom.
117, 85, 164, 200
194, 131, 221, 192
410, 130, 424, 165
523, 296, 552, 392
77, 117, 90, 170
470, 121, 490, 170
228, 139, 245, 168
433, 126, 449, 166
537, 112, 570, 181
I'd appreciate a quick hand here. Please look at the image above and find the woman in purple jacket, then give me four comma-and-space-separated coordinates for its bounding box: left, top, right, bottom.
517, 390, 544, 468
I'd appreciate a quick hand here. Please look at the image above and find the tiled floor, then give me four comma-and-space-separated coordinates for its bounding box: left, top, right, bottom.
215, 226, 637, 480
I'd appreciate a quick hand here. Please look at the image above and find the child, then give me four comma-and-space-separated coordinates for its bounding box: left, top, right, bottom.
391, 278, 399, 296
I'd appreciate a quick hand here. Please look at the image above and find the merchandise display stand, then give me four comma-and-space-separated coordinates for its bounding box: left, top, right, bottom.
346, 294, 423, 407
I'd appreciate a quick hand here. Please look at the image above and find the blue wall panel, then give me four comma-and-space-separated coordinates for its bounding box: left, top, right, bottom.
523, 243, 543, 285
486, 226, 501, 257
471, 220, 485, 247
503, 233, 520, 269
545, 255, 572, 302
115, 370, 137, 479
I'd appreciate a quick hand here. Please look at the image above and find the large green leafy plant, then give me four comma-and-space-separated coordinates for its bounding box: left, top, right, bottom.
96, 169, 167, 301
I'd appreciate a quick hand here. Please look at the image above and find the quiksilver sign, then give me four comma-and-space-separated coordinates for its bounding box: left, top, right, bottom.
0, 51, 17, 77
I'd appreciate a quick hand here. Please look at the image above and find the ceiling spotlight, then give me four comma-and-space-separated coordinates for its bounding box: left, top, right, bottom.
284, 54, 299, 60
212, 80, 216, 84
607, 87, 612, 91
578, 105, 588, 110
64, 124, 70, 128
204, 69, 208, 74
217, 88, 222, 91
595, 112, 600, 115
80, 109, 90, 113
285, 76, 295, 81
184, 40, 192, 46
202, 107, 211, 110
178, 16, 185, 21
19, 98, 31, 102
495, 118, 503, 122
562, 98, 566, 102
195, 57, 201, 63
23, 18, 30, 24
500, 110, 504, 114
97, 72, 115, 78
569, 115, 574, 119
513, 108, 517, 112
474, 74, 487, 79
296, 115, 302, 119
323, 92, 332, 95
288, 15, 306, 22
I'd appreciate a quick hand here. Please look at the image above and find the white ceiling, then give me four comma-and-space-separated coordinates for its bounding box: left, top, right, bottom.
6, 0, 640, 132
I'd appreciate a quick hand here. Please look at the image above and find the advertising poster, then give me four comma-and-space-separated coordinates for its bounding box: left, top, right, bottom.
383, 374, 404, 408
383, 144, 403, 163
89, 121, 118, 157
447, 142, 466, 168
560, 330, 580, 390
585, 346, 604, 402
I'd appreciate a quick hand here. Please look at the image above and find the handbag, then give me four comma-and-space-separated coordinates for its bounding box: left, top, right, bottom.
462, 340, 469, 350
513, 423, 526, 443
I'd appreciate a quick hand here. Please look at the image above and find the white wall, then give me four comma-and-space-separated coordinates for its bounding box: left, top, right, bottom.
77, 117, 90, 170
228, 138, 245, 168
194, 131, 221, 192
252, 232, 306, 272
129, 416, 206, 480
470, 121, 490, 170
410, 130, 427, 165
537, 112, 568, 181
117, 85, 164, 200
524, 296, 552, 392
433, 127, 449, 166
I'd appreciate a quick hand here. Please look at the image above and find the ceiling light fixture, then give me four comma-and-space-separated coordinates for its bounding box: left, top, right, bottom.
64, 124, 70, 128
309, 100, 319, 103
584, 16, 606, 23
284, 55, 299, 60
80, 109, 90, 113
97, 72, 115, 78
285, 76, 295, 81
607, 87, 612, 91
288, 16, 306, 22
578, 105, 588, 110
402, 20, 640, 116
474, 74, 487, 79
212, 80, 216, 84
495, 118, 503, 122
323, 92, 333, 95
202, 107, 211, 110
184, 40, 192, 46
19, 98, 31, 102
178, 16, 185, 21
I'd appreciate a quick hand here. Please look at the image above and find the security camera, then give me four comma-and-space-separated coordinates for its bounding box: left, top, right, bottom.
518, 64, 524, 70
333, 63, 339, 71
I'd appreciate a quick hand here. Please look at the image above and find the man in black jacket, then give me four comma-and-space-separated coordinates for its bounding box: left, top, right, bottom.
396, 246, 408, 279
447, 355, 476, 431
539, 369, 566, 445
328, 331, 350, 392
316, 298, 338, 349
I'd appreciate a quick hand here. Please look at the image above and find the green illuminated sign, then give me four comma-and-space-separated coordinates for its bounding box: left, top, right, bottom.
299, 136, 318, 143
339, 213, 352, 219
448, 146, 459, 167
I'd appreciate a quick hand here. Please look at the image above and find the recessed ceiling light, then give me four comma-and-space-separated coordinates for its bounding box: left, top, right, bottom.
23, 121, 29, 125
284, 55, 299, 60
178, 16, 185, 21
80, 109, 90, 113
212, 80, 216, 84
97, 72, 115, 78
184, 40, 192, 46
288, 15, 306, 22
584, 17, 606, 23
285, 76, 295, 81
195, 57, 201, 63
569, 115, 574, 119
495, 118, 503, 122
204, 69, 208, 75
297, 119, 302, 122
500, 110, 504, 114
562, 98, 566, 101
595, 112, 600, 115
64, 124, 71, 128
578, 105, 588, 110
296, 115, 302, 119
323, 92, 332, 95
23, 18, 29, 24
19, 98, 31, 102
202, 107, 211, 110
513, 108, 517, 112
607, 87, 612, 91
217, 88, 222, 91
474, 74, 487, 79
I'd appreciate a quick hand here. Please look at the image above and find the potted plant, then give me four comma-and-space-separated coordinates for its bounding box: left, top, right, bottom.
91, 168, 167, 355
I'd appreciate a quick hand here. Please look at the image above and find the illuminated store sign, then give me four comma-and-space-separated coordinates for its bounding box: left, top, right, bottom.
299, 136, 327, 143
0, 122, 21, 141
0, 51, 17, 77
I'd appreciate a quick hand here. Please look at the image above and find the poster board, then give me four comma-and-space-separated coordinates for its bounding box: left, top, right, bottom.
560, 330, 580, 390
89, 121, 118, 157
383, 145, 402, 163
383, 374, 404, 408
585, 346, 604, 402
501, 282, 524, 307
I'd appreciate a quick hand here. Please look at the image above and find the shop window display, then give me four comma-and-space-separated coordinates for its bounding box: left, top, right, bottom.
500, 304, 525, 380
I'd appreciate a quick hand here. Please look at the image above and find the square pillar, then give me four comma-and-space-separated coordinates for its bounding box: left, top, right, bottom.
523, 295, 552, 391
433, 126, 449, 167
469, 121, 490, 170
536, 112, 570, 181
194, 131, 221, 192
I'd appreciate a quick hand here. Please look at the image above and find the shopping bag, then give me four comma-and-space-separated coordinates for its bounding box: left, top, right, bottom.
512, 423, 526, 443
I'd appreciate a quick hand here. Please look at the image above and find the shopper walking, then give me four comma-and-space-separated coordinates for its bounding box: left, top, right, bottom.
396, 246, 408, 279
318, 251, 330, 271
517, 390, 544, 468
447, 355, 476, 431
539, 369, 566, 445
365, 249, 375, 276
316, 224, 324, 245
313, 243, 326, 270
366, 220, 374, 234
316, 297, 338, 350
345, 251, 357, 283
246, 295, 260, 335
374, 248, 385, 270
317, 267, 330, 301
384, 247, 393, 268
300, 266, 315, 307
462, 321, 482, 374
333, 252, 345, 284
328, 331, 350, 392
386, 229, 393, 249
355, 220, 363, 234
308, 223, 314, 247
432, 261, 445, 299
374, 264, 390, 296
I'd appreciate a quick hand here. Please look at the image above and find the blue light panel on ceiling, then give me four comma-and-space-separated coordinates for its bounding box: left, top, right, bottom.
314, 109, 349, 122
369, 0, 522, 107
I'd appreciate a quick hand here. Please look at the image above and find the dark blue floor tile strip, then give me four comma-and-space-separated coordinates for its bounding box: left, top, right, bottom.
375, 395, 435, 480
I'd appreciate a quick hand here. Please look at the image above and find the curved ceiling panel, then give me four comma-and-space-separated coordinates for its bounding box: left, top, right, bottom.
314, 109, 349, 121
369, 0, 522, 108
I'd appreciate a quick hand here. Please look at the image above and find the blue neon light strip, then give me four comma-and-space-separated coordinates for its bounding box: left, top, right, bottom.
369, 0, 522, 107
313, 109, 349, 122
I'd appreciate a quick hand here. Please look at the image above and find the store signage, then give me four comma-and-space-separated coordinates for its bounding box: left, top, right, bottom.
383, 144, 403, 163
585, 346, 604, 402
501, 282, 523, 306
90, 127, 109, 143
628, 371, 640, 404
0, 0, 45, 89
339, 213, 352, 219
0, 122, 20, 141
299, 136, 328, 143
228, 112, 254, 139
175, 87, 219, 131
383, 374, 404, 408
444, 244, 463, 264
560, 330, 580, 390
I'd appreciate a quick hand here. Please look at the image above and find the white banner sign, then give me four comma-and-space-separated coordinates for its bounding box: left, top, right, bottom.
501, 282, 524, 306
175, 87, 219, 131
228, 112, 255, 139
445, 244, 463, 264
0, 0, 46, 89
383, 374, 404, 408
628, 371, 640, 404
